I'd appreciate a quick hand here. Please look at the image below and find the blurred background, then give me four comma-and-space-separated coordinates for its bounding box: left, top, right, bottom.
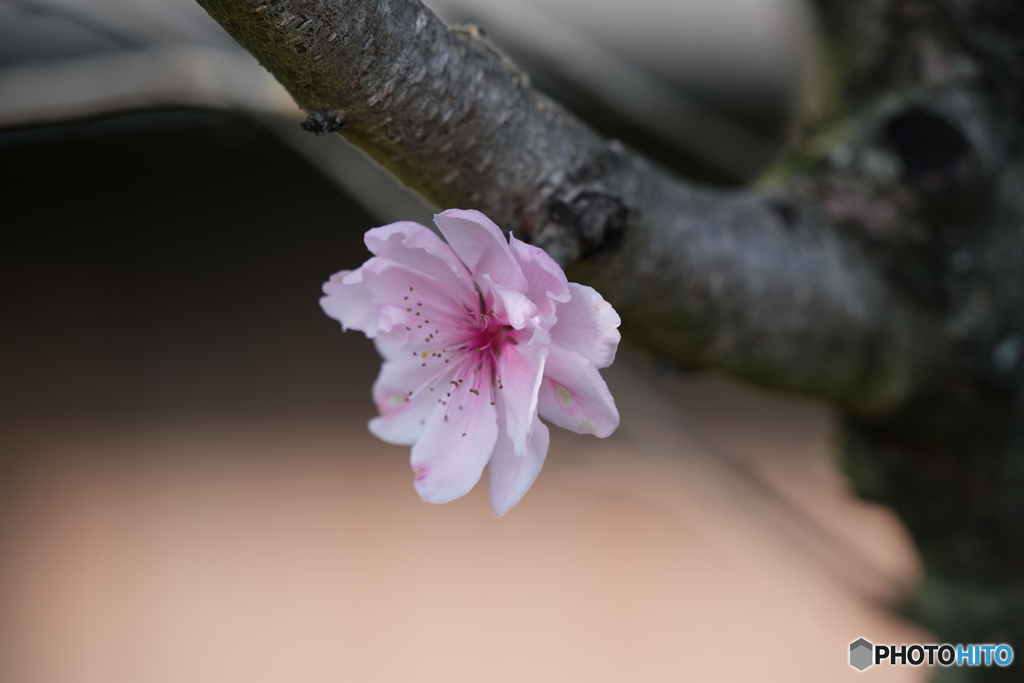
1, 1, 930, 681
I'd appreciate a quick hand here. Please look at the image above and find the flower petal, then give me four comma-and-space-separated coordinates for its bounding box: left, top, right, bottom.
434, 209, 527, 293
320, 269, 379, 335
488, 415, 549, 517
549, 283, 621, 368
537, 345, 619, 437
351, 256, 471, 352
411, 384, 499, 504
367, 351, 452, 445
509, 233, 570, 329
482, 273, 538, 331
364, 221, 476, 307
496, 344, 547, 457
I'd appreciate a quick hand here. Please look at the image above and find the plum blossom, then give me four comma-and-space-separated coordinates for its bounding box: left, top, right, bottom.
320, 209, 620, 515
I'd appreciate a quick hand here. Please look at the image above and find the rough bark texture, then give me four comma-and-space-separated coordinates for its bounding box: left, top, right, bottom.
195, 0, 1023, 677
196, 0, 936, 415
799, 2, 1024, 675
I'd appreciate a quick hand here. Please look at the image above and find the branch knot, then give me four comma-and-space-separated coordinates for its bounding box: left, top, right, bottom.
300, 110, 348, 136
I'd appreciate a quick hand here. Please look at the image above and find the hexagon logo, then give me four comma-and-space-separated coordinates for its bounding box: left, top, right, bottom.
850, 638, 874, 671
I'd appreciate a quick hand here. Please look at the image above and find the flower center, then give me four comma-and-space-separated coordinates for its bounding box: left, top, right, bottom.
395, 294, 515, 422
466, 310, 513, 359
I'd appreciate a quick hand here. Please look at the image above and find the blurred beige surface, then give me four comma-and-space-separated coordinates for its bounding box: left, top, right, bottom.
1, 353, 929, 683
0, 111, 928, 682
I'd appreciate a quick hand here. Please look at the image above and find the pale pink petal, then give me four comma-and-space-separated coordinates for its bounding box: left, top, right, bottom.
434, 209, 527, 293
549, 283, 621, 368
411, 386, 499, 504
488, 416, 549, 517
372, 338, 410, 361
509, 233, 570, 328
537, 345, 619, 437
496, 344, 547, 457
482, 273, 538, 330
364, 221, 475, 306
320, 269, 379, 335
353, 257, 472, 352
367, 352, 452, 445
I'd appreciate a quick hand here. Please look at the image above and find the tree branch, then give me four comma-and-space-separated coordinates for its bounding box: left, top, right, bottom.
196, 0, 938, 413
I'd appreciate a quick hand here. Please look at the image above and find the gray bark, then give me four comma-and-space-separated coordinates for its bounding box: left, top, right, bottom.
196, 0, 938, 415
196, 1, 1024, 677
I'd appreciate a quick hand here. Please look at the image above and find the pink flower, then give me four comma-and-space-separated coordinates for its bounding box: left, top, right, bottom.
320, 209, 620, 515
